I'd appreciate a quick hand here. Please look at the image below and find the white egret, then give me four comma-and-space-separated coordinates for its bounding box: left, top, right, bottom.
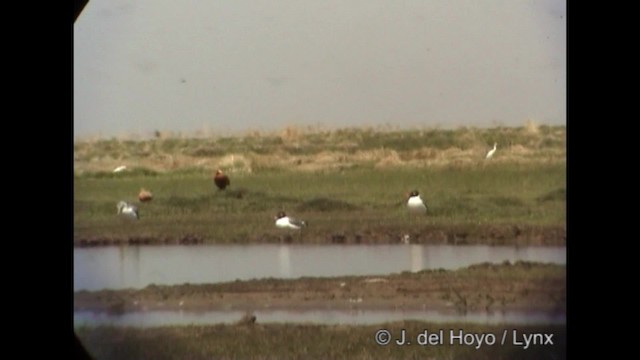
485, 143, 498, 159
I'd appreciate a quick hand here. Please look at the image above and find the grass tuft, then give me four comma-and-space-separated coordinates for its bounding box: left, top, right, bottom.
296, 197, 360, 212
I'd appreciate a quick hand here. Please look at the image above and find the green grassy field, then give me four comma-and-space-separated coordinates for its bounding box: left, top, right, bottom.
74, 125, 565, 245
76, 322, 566, 360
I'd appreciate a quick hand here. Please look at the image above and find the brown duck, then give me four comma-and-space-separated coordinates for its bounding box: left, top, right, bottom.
214, 169, 230, 190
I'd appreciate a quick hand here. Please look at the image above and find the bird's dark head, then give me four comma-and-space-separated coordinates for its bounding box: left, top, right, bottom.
275, 211, 287, 220
409, 190, 420, 197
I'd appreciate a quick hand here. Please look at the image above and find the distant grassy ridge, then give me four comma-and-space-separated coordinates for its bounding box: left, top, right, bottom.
74, 124, 565, 174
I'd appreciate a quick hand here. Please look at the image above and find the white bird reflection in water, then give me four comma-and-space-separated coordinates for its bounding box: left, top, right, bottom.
278, 245, 292, 278
410, 245, 424, 273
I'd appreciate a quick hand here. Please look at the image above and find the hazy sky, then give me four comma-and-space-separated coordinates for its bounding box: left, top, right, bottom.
74, 0, 566, 138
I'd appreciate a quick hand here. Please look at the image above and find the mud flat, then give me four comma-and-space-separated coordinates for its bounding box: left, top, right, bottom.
74, 262, 566, 315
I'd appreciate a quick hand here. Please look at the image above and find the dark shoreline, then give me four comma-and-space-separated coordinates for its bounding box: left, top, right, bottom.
74, 224, 566, 247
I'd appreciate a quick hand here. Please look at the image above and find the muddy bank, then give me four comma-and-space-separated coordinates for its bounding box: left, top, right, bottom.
74, 224, 566, 247
74, 262, 566, 315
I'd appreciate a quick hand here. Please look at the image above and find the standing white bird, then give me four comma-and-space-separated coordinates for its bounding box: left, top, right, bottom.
274, 211, 307, 229
406, 190, 427, 214
117, 201, 139, 220
485, 143, 497, 159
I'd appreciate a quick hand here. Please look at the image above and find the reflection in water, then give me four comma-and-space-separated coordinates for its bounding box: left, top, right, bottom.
74, 244, 566, 291
410, 244, 423, 272
278, 245, 291, 277
118, 245, 141, 287
74, 308, 566, 328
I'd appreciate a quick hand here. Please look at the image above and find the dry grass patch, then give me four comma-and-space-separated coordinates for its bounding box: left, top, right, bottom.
74, 125, 565, 174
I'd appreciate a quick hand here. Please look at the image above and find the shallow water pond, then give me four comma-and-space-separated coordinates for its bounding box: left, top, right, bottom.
74, 244, 566, 291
